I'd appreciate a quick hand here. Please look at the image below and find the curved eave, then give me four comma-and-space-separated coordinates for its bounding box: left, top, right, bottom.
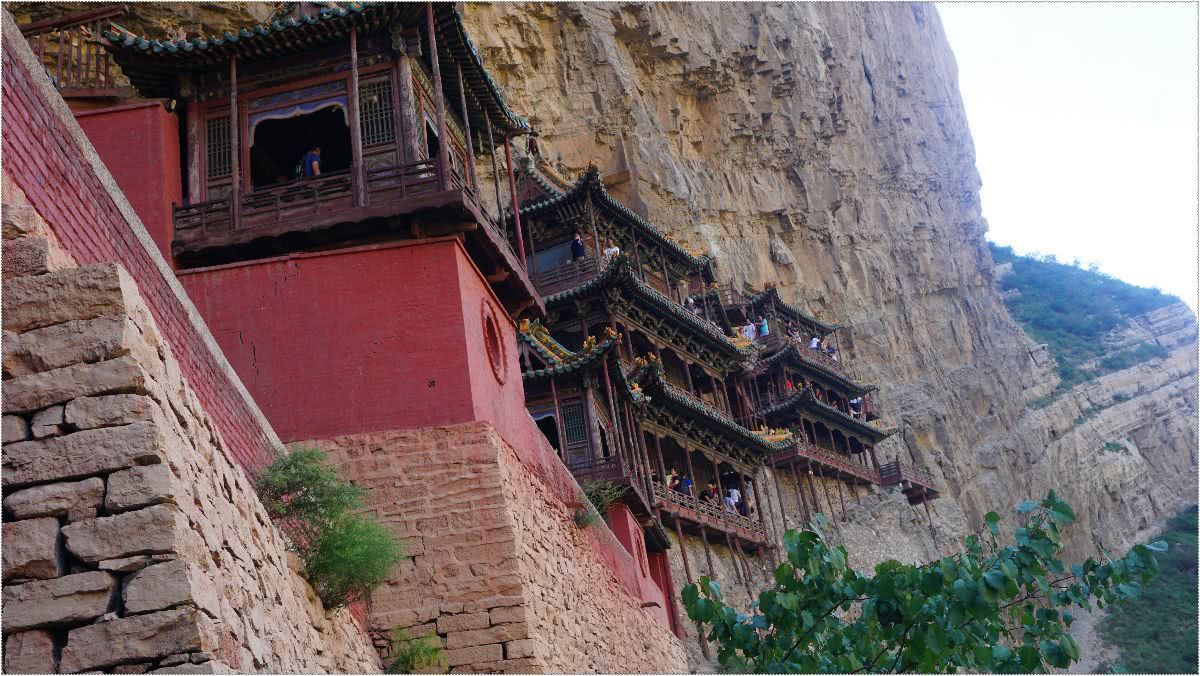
797, 394, 895, 443
761, 345, 877, 396
545, 257, 751, 361
516, 167, 710, 272
750, 288, 840, 335
521, 335, 620, 382
636, 364, 792, 462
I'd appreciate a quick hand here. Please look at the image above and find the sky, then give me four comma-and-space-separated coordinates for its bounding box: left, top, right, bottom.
936, 2, 1198, 310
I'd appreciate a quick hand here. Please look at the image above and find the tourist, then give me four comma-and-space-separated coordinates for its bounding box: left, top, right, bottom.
667, 468, 680, 492
826, 344, 838, 361
728, 484, 741, 506
757, 315, 769, 340
737, 497, 750, 517
686, 297, 700, 315
743, 321, 757, 341
299, 145, 321, 178
809, 335, 821, 350
570, 231, 586, 260
787, 321, 801, 340
723, 493, 737, 513
700, 481, 719, 504
602, 240, 621, 262
681, 474, 694, 496
850, 396, 863, 416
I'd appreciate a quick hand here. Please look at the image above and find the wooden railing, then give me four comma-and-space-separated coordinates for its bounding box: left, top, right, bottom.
879, 461, 936, 489
773, 441, 881, 484
532, 257, 599, 296
173, 158, 516, 262
21, 6, 129, 96
651, 482, 766, 537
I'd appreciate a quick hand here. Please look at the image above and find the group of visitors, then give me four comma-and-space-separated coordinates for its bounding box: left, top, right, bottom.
663, 469, 753, 517
740, 316, 771, 342
570, 231, 622, 263
807, 335, 838, 360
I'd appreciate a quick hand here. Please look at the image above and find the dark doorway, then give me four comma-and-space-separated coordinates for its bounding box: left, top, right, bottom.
250, 106, 352, 189
424, 118, 439, 161
535, 414, 561, 457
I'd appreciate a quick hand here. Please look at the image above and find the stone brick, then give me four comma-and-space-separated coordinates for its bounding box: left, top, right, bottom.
2, 235, 70, 279
59, 607, 214, 673
504, 638, 543, 660
150, 660, 235, 674
106, 464, 174, 513
443, 643, 503, 667
99, 555, 157, 573
1, 571, 116, 632
488, 605, 527, 626
4, 477, 105, 521
436, 611, 490, 634
1, 263, 137, 334
3, 317, 143, 379
110, 663, 153, 674
62, 504, 179, 563
2, 414, 30, 442
2, 354, 150, 415
1, 517, 62, 580
444, 622, 528, 650
65, 394, 158, 430
464, 657, 546, 673
124, 560, 219, 617
3, 629, 57, 674
3, 420, 166, 487
1, 203, 51, 241
29, 404, 65, 438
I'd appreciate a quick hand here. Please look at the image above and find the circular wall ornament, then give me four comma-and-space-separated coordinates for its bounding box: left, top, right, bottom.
481, 300, 508, 384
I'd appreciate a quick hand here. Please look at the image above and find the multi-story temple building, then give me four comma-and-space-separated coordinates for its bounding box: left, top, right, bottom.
3, 2, 940, 669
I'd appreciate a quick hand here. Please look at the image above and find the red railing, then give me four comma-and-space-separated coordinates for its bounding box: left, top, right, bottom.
651, 482, 766, 539
20, 6, 129, 96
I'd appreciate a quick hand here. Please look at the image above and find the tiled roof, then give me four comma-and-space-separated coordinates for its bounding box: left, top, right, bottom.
746, 287, 840, 334
544, 256, 751, 360
762, 389, 894, 443
760, 343, 877, 396
100, 3, 529, 134
516, 166, 711, 271
520, 323, 621, 381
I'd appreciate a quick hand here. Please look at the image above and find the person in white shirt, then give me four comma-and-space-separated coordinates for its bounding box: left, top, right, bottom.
743, 322, 756, 341
809, 336, 821, 350
728, 486, 741, 505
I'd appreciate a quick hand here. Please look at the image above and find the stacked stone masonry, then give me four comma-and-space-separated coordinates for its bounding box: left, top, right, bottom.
0, 209, 380, 673
319, 424, 689, 674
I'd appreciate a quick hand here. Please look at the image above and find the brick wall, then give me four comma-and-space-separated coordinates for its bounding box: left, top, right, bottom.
1, 10, 281, 473
317, 423, 688, 673
1, 219, 379, 672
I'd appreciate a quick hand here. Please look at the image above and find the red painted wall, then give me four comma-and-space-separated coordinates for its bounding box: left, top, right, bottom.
3, 33, 277, 473
73, 100, 181, 266
178, 238, 528, 443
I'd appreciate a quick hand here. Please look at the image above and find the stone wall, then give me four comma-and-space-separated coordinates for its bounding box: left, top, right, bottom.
318, 423, 688, 673
1, 211, 380, 673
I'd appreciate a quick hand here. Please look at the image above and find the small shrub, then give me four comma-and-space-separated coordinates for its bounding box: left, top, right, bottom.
1073, 416, 1087, 426
386, 628, 445, 674
1029, 395, 1057, 410
254, 447, 404, 609
1103, 441, 1127, 454
581, 479, 628, 514
573, 506, 601, 528
1112, 392, 1132, 403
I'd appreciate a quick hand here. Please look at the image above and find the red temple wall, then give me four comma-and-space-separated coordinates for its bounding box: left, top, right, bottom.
177, 238, 529, 443
73, 100, 181, 266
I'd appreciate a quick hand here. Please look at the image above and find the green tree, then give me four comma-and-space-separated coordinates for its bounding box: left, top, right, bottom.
682, 492, 1164, 673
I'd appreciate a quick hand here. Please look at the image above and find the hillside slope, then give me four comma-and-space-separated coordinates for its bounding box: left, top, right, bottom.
461, 1, 1198, 559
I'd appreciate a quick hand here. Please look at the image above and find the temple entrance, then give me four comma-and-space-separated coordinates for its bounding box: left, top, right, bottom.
533, 412, 561, 457
250, 106, 352, 189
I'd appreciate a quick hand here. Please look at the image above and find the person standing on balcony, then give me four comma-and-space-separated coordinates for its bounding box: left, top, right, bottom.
826, 344, 838, 361
850, 396, 863, 418
809, 335, 821, 350
571, 231, 586, 260
300, 145, 321, 178
757, 315, 769, 340
742, 320, 756, 342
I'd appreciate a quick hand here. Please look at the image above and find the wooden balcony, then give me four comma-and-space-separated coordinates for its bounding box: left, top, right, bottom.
769, 441, 880, 485
172, 158, 541, 315
20, 6, 138, 102
651, 482, 768, 548
566, 455, 655, 520
879, 461, 939, 505
532, 257, 600, 297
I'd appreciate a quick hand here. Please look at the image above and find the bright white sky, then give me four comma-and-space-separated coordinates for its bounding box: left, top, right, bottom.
936, 2, 1198, 310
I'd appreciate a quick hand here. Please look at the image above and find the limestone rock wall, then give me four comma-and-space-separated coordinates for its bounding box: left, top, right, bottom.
463, 1, 1198, 563
0, 194, 380, 673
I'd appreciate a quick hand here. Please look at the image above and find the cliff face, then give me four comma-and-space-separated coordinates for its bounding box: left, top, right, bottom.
462, 1, 1198, 560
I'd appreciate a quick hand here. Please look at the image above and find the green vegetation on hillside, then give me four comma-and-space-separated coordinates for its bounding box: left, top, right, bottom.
1097, 506, 1198, 674
989, 244, 1177, 395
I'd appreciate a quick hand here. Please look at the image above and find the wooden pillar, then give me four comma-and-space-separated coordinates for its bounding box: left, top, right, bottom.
485, 116, 504, 232
549, 379, 565, 459
869, 445, 881, 475
724, 530, 747, 588
670, 516, 710, 659
229, 56, 240, 230
769, 457, 791, 528
390, 46, 416, 164
588, 194, 602, 262
653, 433, 668, 483
683, 359, 696, 395
681, 444, 699, 498
789, 462, 810, 523
504, 138, 526, 265
698, 524, 716, 578
632, 228, 644, 280
805, 468, 821, 519
425, 3, 450, 191
185, 101, 201, 204
601, 358, 625, 462
348, 27, 366, 207
836, 475, 848, 519
455, 63, 478, 190
582, 380, 601, 460
750, 471, 776, 571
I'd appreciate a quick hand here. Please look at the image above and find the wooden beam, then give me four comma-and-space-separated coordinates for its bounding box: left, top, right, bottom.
348, 27, 366, 207
505, 137, 526, 265
425, 3, 450, 191
455, 63, 478, 190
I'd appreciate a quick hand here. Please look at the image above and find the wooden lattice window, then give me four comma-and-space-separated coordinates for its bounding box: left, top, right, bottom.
358, 79, 395, 147
206, 117, 231, 179
561, 401, 587, 446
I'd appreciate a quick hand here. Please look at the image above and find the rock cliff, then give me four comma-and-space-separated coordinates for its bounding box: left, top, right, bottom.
459, 1, 1197, 561
11, 0, 1195, 589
